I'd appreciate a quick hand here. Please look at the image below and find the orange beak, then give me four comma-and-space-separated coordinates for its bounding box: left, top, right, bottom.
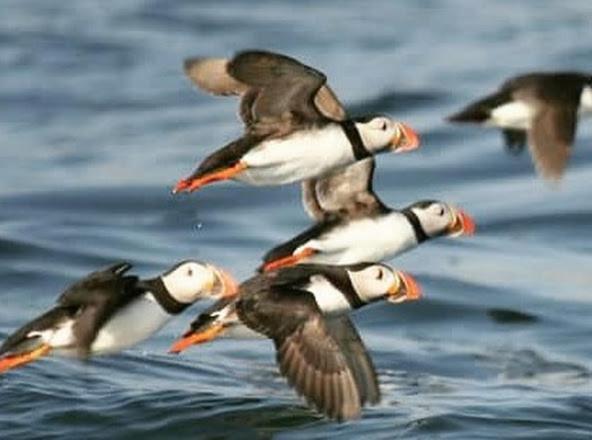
387, 271, 422, 303
391, 122, 420, 152
447, 208, 476, 237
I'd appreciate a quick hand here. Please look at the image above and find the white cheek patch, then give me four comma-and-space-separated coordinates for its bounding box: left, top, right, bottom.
239, 126, 354, 185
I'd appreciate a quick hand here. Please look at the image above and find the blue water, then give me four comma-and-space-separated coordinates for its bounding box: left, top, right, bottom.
1, 1, 592, 438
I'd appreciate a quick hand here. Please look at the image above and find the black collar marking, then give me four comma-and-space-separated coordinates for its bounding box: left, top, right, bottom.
142, 277, 189, 315
401, 208, 429, 244
322, 270, 366, 309
340, 120, 371, 161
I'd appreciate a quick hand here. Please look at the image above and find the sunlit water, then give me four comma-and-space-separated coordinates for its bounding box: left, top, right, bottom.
1, 1, 592, 438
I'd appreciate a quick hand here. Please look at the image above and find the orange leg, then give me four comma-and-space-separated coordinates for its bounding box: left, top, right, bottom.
172, 162, 247, 194
262, 247, 317, 272
0, 344, 51, 374
169, 324, 226, 354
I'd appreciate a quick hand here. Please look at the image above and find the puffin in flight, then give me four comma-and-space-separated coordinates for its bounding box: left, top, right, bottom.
173, 50, 419, 193
447, 71, 592, 180
170, 263, 421, 421
0, 261, 236, 373
261, 157, 475, 271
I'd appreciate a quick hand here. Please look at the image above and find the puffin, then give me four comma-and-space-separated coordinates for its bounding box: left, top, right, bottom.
172, 50, 419, 193
170, 263, 421, 421
447, 72, 592, 180
0, 260, 237, 373
260, 157, 476, 272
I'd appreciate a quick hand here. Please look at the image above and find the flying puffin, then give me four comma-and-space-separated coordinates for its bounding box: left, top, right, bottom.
447, 72, 592, 180
0, 261, 237, 373
260, 157, 475, 272
172, 50, 419, 193
170, 263, 421, 421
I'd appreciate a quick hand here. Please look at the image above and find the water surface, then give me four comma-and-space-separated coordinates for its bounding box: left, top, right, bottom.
1, 1, 592, 438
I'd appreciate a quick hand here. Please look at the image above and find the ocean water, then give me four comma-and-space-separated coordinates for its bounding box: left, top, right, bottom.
1, 0, 592, 438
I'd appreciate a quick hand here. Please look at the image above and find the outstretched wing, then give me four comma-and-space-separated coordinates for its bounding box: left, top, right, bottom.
237, 287, 363, 421
183, 51, 345, 131
325, 315, 380, 406
527, 105, 577, 181
302, 158, 389, 222
0, 308, 70, 356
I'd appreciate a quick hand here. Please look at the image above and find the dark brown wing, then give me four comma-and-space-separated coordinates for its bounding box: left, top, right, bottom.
183, 57, 248, 96
302, 158, 389, 222
325, 316, 380, 406
228, 51, 327, 125
237, 287, 362, 421
58, 262, 140, 358
183, 51, 345, 131
527, 105, 577, 181
508, 74, 583, 181
313, 82, 347, 121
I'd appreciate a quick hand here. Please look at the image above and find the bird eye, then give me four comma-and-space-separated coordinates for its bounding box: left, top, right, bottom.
187, 268, 193, 277
381, 121, 387, 131
376, 269, 384, 280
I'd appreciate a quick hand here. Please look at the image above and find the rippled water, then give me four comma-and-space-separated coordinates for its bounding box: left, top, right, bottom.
1, 1, 592, 438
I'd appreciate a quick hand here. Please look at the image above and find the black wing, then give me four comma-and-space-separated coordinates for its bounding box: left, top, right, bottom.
237, 286, 363, 421
58, 262, 141, 358
447, 89, 512, 123
0, 308, 71, 356
302, 158, 389, 222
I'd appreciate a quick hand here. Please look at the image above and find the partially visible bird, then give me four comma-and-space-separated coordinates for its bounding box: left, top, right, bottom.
0, 261, 237, 373
447, 72, 592, 180
172, 50, 419, 193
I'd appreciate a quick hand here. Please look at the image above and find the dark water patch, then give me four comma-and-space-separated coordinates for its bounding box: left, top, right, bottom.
476, 348, 590, 385
487, 308, 538, 324
348, 89, 445, 115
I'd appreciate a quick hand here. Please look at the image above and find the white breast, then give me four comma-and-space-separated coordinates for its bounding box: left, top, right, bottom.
489, 101, 534, 129
305, 275, 352, 316
89, 293, 171, 355
296, 214, 417, 265
238, 125, 355, 186
27, 294, 171, 358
